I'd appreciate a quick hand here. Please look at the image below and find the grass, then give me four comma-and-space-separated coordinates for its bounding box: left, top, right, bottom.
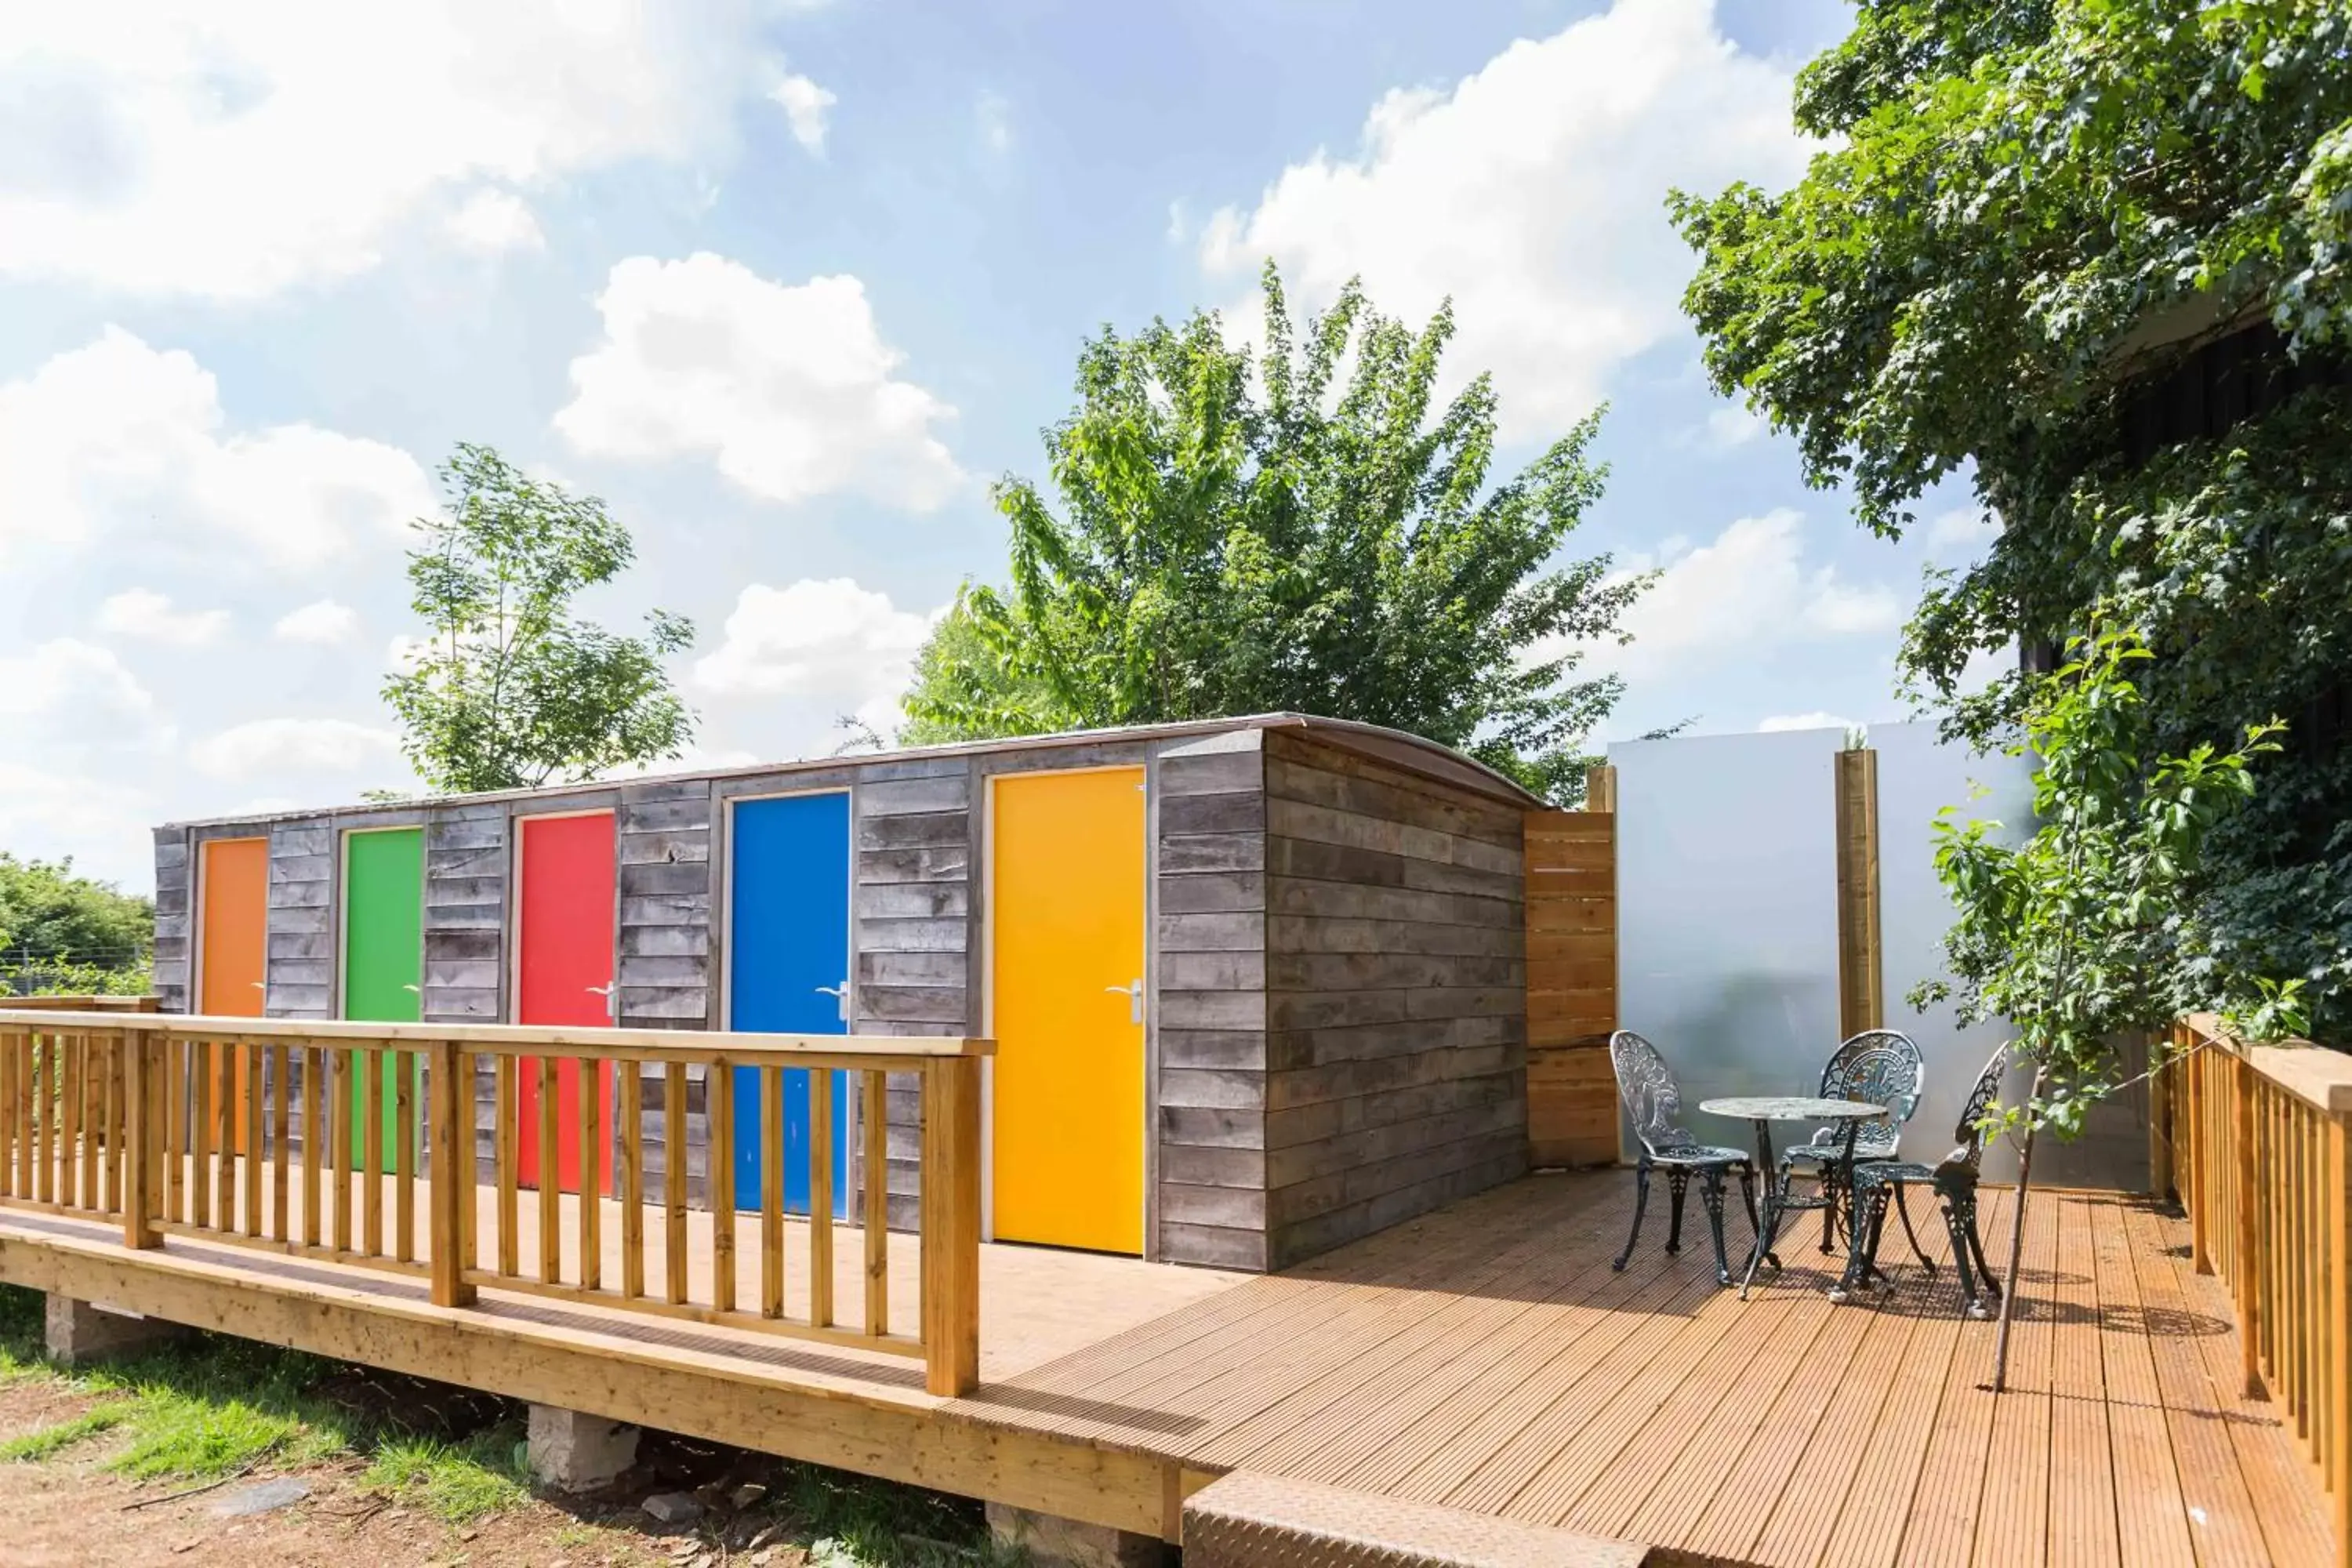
0, 1402, 129, 1462
360, 1427, 530, 1523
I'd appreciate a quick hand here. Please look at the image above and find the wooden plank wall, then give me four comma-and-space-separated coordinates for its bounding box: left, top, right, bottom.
151, 828, 191, 1013
1524, 772, 1618, 1168
265, 818, 335, 1021
1154, 731, 1272, 1270
617, 780, 713, 1205
1832, 747, 1883, 1037
1259, 731, 1528, 1270
854, 757, 975, 1232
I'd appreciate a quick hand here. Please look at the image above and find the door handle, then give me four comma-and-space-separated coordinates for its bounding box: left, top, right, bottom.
1105, 979, 1144, 1025
586, 982, 617, 1019
815, 982, 850, 1022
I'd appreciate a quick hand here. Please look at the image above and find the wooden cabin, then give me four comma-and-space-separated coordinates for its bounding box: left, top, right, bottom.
151, 715, 1547, 1272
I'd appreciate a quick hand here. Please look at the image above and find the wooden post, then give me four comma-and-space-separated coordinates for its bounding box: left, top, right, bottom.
919, 1055, 982, 1397
1584, 763, 1617, 814
2147, 1033, 2173, 1203
2237, 1054, 2264, 1399
429, 1042, 477, 1308
1833, 747, 1883, 1037
2326, 1110, 2350, 1568
122, 1033, 160, 1250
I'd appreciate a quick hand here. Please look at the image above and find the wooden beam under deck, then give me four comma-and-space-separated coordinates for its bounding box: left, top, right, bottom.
0, 1212, 1194, 1541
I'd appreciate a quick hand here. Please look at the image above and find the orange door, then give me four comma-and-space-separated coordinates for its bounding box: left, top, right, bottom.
198, 837, 268, 1152
990, 768, 1147, 1254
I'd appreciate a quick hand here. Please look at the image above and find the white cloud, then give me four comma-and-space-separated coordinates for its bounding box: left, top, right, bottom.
1702, 405, 1766, 448
0, 638, 156, 723
0, 3, 771, 299
1926, 506, 2001, 557
187, 717, 402, 781
95, 587, 229, 646
0, 328, 435, 567
274, 598, 361, 645
976, 92, 1013, 155
0, 760, 161, 888
445, 188, 544, 253
1199, 0, 1812, 437
771, 72, 837, 153
555, 253, 965, 510
1567, 509, 1904, 684
694, 579, 938, 738
1759, 711, 1859, 734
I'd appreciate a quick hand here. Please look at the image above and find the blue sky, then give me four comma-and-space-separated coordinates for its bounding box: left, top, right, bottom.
0, 0, 1994, 891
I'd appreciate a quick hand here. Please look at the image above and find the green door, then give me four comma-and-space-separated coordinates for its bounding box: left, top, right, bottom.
343, 828, 424, 1170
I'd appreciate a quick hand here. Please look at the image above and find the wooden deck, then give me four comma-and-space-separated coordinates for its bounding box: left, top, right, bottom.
0, 1170, 2334, 1566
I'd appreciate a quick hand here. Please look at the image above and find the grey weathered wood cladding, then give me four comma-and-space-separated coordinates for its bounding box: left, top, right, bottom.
155, 714, 1539, 1272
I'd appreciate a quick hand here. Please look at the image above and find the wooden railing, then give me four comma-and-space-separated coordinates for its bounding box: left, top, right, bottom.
0, 994, 160, 1011
0, 1011, 988, 1396
2168, 1014, 2352, 1566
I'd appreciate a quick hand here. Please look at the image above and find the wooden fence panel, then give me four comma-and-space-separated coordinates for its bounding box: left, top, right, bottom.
1525, 773, 1618, 1168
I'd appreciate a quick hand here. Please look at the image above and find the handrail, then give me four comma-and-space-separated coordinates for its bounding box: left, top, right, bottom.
0, 1009, 987, 1059
2168, 1016, 2351, 1568
0, 996, 160, 1013
0, 1013, 989, 1396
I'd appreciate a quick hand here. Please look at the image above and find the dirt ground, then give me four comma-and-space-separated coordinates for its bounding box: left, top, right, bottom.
0, 1381, 833, 1568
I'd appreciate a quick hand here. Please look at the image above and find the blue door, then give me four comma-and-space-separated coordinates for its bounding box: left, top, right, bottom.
728, 792, 852, 1214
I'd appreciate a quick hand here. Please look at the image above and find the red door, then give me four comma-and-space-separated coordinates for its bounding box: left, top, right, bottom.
516, 812, 616, 1193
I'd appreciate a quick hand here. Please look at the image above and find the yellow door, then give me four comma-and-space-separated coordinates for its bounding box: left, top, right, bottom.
991, 768, 1147, 1254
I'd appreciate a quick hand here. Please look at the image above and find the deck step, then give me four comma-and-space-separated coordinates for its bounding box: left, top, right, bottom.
1182, 1471, 1650, 1568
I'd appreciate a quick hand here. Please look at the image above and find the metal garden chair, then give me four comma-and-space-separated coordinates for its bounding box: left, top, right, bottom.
1608, 1029, 1758, 1285
1778, 1029, 1929, 1262
1834, 1046, 2010, 1316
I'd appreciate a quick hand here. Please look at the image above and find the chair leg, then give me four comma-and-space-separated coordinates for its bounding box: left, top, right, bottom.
1665, 1168, 1690, 1254
1941, 1196, 1989, 1319
1830, 1184, 1886, 1301
1614, 1162, 1651, 1272
1892, 1184, 1936, 1272
1958, 1192, 2001, 1301
1700, 1168, 1732, 1285
1819, 1167, 1838, 1254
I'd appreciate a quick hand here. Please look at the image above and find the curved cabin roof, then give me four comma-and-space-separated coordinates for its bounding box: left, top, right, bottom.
161, 713, 1547, 830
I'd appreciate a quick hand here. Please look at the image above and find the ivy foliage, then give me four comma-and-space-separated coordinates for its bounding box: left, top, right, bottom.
901, 263, 1646, 803
1673, 1, 2352, 1037
383, 445, 697, 795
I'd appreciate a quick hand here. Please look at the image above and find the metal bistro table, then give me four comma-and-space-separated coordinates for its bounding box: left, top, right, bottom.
1699, 1095, 1887, 1300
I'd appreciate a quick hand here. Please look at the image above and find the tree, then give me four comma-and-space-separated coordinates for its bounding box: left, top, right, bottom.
384, 445, 697, 794
901, 264, 1648, 801
0, 854, 154, 996
1916, 628, 2296, 1388
1671, 1, 2352, 1036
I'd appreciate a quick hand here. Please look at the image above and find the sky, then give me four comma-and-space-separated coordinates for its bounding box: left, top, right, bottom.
0, 0, 1999, 894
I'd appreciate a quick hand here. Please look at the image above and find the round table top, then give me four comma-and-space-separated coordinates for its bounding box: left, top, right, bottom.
1698, 1095, 1886, 1120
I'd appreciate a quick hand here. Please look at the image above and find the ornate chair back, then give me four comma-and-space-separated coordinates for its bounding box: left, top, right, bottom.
1938, 1045, 2013, 1178
1609, 1029, 1695, 1160
1815, 1029, 1926, 1150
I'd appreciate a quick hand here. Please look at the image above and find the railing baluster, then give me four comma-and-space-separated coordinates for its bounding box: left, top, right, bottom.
761, 1065, 782, 1319
580, 1055, 602, 1293
620, 1060, 644, 1298
710, 1061, 735, 1314
1, 1030, 18, 1198
395, 1047, 416, 1265
495, 1052, 518, 1276
430, 1041, 477, 1308
303, 1047, 324, 1247
537, 1057, 559, 1284
331, 1048, 353, 1252
363, 1045, 386, 1257
189, 1038, 211, 1225
241, 1038, 262, 1236
809, 1067, 833, 1328
124, 1034, 158, 1249
99, 1035, 119, 1214
664, 1062, 687, 1304
64, 1033, 85, 1209
864, 1069, 888, 1337
213, 1040, 237, 1225
270, 1044, 290, 1240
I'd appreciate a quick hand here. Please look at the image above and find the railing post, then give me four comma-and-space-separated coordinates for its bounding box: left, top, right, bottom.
2327, 1107, 2350, 1568
430, 1040, 477, 1308
2236, 1053, 2265, 1399
122, 1030, 160, 1250
919, 1054, 982, 1397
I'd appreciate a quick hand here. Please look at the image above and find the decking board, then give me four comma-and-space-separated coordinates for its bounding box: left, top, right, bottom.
1, 1167, 2332, 1566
